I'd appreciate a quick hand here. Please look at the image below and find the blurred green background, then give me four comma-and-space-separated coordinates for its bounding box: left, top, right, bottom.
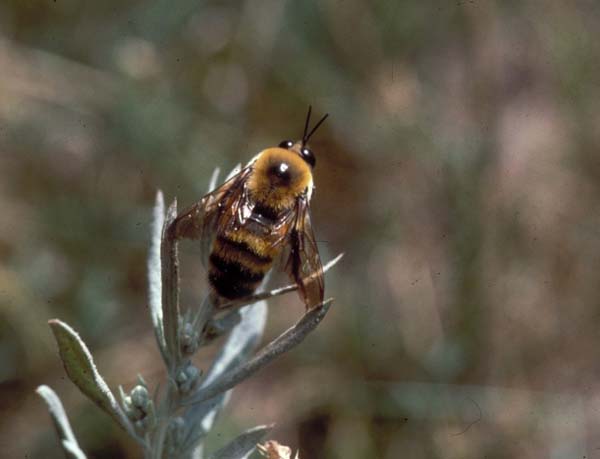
2, 1, 600, 457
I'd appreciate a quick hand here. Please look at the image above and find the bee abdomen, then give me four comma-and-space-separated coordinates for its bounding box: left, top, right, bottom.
215, 235, 273, 266
208, 245, 271, 300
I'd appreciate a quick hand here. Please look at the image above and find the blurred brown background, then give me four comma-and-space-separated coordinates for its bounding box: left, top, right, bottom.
2, 1, 600, 458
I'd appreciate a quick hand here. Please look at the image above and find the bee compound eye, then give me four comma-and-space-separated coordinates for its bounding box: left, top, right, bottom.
278, 140, 294, 149
300, 147, 316, 168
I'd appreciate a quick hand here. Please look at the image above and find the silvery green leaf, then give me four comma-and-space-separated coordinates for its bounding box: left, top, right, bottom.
182, 300, 268, 454
161, 198, 181, 370
323, 252, 344, 273
206, 424, 273, 459
184, 299, 333, 406
148, 190, 168, 363
202, 309, 242, 342
180, 394, 228, 459
225, 163, 242, 181
48, 319, 137, 438
36, 385, 87, 459
203, 300, 268, 386
207, 167, 221, 193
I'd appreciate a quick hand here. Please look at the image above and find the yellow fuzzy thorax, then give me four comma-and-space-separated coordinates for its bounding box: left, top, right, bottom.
247, 147, 312, 210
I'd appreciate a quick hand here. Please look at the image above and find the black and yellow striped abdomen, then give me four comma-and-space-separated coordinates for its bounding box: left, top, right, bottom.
208, 231, 274, 299
208, 206, 289, 299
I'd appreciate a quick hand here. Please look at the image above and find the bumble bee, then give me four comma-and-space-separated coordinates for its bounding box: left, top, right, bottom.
169, 107, 328, 310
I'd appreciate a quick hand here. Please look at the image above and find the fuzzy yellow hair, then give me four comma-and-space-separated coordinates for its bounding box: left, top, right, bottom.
247, 148, 312, 210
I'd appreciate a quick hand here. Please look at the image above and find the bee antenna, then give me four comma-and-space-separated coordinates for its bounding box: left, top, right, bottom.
304, 112, 329, 144
302, 105, 312, 145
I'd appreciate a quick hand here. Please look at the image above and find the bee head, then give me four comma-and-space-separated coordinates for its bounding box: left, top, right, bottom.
278, 140, 316, 169
277, 106, 328, 169
249, 147, 313, 205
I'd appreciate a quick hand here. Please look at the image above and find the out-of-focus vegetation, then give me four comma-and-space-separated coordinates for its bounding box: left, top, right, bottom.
2, 1, 600, 458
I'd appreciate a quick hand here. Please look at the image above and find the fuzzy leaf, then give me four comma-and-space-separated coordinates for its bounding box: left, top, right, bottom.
207, 424, 272, 459
161, 198, 181, 369
207, 167, 221, 193
36, 385, 87, 459
182, 300, 268, 454
203, 300, 268, 386
48, 319, 133, 433
225, 163, 242, 181
184, 299, 333, 406
148, 190, 167, 362
202, 309, 243, 342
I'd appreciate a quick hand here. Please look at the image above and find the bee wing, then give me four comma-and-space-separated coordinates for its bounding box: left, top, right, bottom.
169, 166, 252, 262
285, 195, 325, 310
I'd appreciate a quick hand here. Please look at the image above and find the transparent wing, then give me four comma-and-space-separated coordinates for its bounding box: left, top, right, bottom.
285, 196, 324, 310
169, 166, 253, 262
